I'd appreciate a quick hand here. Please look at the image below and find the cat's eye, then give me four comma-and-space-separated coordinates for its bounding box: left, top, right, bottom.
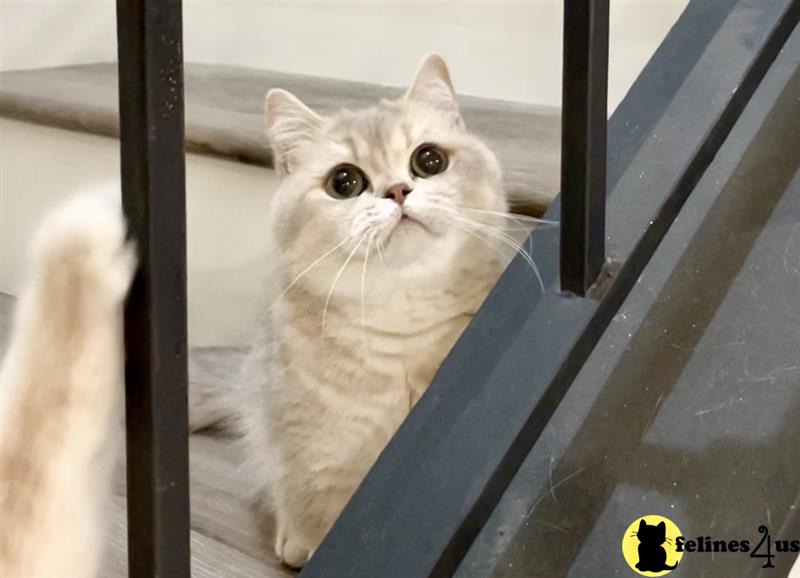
410, 144, 448, 178
325, 164, 369, 199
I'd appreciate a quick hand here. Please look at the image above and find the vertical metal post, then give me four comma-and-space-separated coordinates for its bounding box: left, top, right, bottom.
116, 0, 191, 576
560, 0, 609, 295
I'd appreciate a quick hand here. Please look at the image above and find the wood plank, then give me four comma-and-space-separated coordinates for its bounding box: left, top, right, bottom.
111, 433, 294, 576
0, 63, 559, 213
112, 434, 291, 576
103, 494, 292, 578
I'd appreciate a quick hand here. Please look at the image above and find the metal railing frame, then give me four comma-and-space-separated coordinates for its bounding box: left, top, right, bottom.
560, 0, 609, 296
116, 0, 191, 575
114, 0, 799, 576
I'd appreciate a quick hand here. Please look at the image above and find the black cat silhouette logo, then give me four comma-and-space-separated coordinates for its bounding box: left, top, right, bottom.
621, 515, 684, 576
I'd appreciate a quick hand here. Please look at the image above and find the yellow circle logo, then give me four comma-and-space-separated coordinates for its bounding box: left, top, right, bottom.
621, 515, 684, 575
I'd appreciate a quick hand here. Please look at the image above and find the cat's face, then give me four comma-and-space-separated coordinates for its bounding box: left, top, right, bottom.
266, 55, 506, 296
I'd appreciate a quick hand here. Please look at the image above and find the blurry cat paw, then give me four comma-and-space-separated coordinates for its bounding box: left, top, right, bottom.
274, 529, 315, 569
31, 189, 136, 311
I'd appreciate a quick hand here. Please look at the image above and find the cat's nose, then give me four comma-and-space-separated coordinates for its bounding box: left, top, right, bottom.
383, 183, 412, 206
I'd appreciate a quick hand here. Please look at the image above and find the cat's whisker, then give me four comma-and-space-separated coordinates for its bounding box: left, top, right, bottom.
375, 236, 408, 309
419, 181, 553, 230
374, 243, 390, 285
443, 219, 517, 271
426, 203, 545, 292
360, 232, 375, 349
449, 212, 539, 232
263, 231, 359, 321
321, 234, 367, 340
375, 239, 394, 289
442, 204, 545, 232
458, 206, 560, 227
444, 220, 548, 299
462, 220, 544, 292
493, 224, 543, 232
407, 200, 510, 264
373, 237, 412, 395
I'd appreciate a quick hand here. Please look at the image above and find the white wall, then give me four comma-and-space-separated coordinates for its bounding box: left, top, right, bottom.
0, 1, 117, 69
0, 118, 280, 347
1, 0, 688, 110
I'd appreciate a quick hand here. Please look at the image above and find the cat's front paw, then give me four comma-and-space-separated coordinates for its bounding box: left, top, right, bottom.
32, 190, 136, 310
274, 530, 315, 569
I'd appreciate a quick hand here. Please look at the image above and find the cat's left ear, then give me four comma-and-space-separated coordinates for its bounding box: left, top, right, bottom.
265, 89, 323, 175
405, 54, 464, 128
657, 522, 666, 534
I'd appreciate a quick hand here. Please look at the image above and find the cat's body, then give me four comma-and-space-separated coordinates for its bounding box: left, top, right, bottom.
0, 194, 134, 577
197, 55, 515, 567
239, 231, 502, 566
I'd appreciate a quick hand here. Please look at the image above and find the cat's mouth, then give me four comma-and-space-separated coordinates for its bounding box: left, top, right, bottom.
380, 210, 438, 249
397, 213, 432, 234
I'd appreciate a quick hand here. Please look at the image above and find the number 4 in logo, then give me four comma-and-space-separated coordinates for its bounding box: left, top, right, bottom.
751, 525, 776, 569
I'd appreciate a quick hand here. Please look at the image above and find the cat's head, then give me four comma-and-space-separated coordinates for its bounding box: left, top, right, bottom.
265, 55, 507, 295
637, 520, 667, 545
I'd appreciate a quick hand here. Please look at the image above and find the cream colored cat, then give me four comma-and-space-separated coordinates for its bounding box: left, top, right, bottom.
0, 193, 135, 578
196, 55, 517, 568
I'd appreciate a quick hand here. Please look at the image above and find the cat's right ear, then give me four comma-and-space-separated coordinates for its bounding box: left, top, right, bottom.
638, 519, 647, 532
265, 89, 322, 175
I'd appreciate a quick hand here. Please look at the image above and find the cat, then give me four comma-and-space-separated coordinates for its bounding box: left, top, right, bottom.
0, 193, 135, 578
635, 519, 678, 573
188, 54, 526, 568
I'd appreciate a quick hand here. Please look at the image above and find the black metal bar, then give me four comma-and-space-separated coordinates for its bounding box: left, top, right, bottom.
116, 0, 191, 576
560, 0, 609, 295
300, 1, 800, 577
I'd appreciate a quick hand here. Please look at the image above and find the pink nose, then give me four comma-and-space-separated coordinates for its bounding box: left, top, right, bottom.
383, 183, 412, 206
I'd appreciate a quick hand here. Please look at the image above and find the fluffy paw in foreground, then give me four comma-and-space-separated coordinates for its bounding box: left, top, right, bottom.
1, 190, 135, 578
32, 193, 136, 313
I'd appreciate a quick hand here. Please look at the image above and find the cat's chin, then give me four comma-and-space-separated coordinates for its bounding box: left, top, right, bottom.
379, 218, 462, 272
391, 215, 443, 251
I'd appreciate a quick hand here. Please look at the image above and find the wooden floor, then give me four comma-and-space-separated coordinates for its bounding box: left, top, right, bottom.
105, 435, 293, 578
0, 293, 293, 577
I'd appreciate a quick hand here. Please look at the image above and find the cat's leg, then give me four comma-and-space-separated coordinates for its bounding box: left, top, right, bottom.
264, 366, 406, 568
0, 194, 135, 578
271, 453, 359, 569
268, 406, 388, 569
